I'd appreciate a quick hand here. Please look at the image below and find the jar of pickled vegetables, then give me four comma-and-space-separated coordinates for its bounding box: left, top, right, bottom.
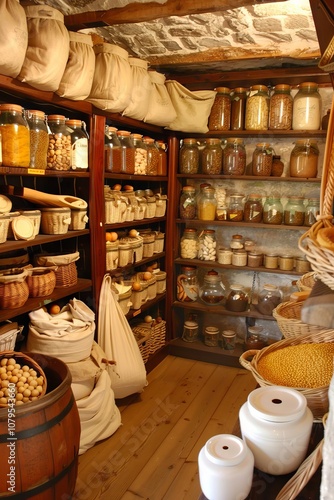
292, 82, 322, 131
289, 140, 319, 178
26, 109, 48, 169
222, 138, 246, 175
231, 87, 248, 130
179, 138, 200, 174
201, 138, 222, 175
245, 85, 270, 130
105, 126, 122, 173
208, 87, 231, 131
252, 143, 273, 176
47, 114, 71, 170
0, 103, 30, 168
269, 84, 293, 130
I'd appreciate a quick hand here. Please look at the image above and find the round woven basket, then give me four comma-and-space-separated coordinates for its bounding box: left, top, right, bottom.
272, 300, 331, 339
26, 268, 56, 298
296, 271, 317, 292
239, 330, 334, 422
0, 268, 29, 309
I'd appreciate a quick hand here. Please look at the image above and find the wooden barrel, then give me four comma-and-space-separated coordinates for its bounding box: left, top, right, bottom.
0, 353, 80, 499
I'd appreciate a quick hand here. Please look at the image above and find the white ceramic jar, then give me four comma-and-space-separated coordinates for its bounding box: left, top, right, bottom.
198, 434, 254, 500
239, 386, 313, 475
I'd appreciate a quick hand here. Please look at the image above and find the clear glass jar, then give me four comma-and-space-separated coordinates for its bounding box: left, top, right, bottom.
66, 119, 89, 170
198, 229, 216, 261
304, 197, 320, 227
201, 138, 223, 175
179, 185, 196, 219
232, 249, 247, 267
204, 326, 219, 347
225, 284, 249, 312
271, 155, 284, 177
289, 140, 319, 178
200, 271, 224, 305
105, 126, 122, 173
117, 130, 135, 174
208, 87, 231, 131
222, 138, 246, 175
245, 85, 270, 130
182, 320, 199, 342
230, 234, 244, 249
0, 103, 30, 168
269, 84, 293, 130
197, 187, 217, 221
292, 82, 322, 130
25, 109, 48, 169
245, 325, 267, 350
180, 228, 198, 259
244, 194, 263, 223
256, 284, 282, 315
47, 114, 71, 170
143, 136, 159, 175
177, 266, 199, 302
231, 87, 248, 131
227, 194, 244, 222
179, 138, 200, 174
263, 196, 283, 224
252, 143, 273, 176
215, 184, 227, 221
156, 140, 167, 176
132, 133, 147, 175
284, 196, 305, 226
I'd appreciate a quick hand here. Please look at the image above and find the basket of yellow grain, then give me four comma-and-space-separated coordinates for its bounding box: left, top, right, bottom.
239, 330, 334, 422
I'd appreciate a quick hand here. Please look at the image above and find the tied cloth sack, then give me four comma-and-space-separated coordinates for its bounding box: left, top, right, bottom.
144, 71, 177, 127
165, 80, 217, 133
56, 31, 95, 101
27, 298, 95, 363
18, 4, 70, 92
0, 0, 28, 78
87, 43, 132, 113
122, 57, 151, 121
98, 274, 147, 399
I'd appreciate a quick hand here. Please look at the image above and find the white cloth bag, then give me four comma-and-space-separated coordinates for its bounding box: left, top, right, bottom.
144, 71, 177, 127
122, 57, 151, 121
0, 0, 28, 78
98, 274, 147, 399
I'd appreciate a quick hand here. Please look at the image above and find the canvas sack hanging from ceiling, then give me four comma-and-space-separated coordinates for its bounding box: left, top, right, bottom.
122, 57, 151, 121
165, 80, 217, 133
87, 43, 133, 113
0, 0, 28, 78
18, 4, 70, 92
56, 31, 95, 101
98, 274, 147, 399
144, 70, 178, 127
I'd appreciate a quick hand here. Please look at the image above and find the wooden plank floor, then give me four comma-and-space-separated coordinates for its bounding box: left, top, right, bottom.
73, 355, 257, 500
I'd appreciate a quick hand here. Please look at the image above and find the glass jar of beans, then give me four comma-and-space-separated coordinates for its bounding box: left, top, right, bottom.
222, 138, 246, 175
179, 185, 196, 220
208, 86, 231, 131
252, 143, 273, 176
284, 196, 305, 226
47, 114, 71, 170
269, 84, 293, 130
245, 85, 270, 130
117, 130, 135, 174
179, 138, 200, 174
263, 196, 283, 224
201, 138, 223, 175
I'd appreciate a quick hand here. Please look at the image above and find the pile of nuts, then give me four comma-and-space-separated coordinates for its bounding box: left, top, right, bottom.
0, 356, 45, 406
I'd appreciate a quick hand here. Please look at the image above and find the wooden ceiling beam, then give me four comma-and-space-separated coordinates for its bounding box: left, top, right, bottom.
64, 0, 287, 29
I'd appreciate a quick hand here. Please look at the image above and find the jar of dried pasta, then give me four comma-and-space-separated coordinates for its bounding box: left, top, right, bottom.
208, 87, 231, 131
0, 103, 30, 168
269, 84, 293, 130
245, 85, 270, 130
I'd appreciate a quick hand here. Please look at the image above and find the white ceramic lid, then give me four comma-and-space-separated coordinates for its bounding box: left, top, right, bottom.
0, 195, 12, 213
205, 434, 247, 466
248, 386, 307, 423
12, 216, 35, 241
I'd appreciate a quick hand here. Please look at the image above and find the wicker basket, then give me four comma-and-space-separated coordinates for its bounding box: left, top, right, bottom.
296, 271, 317, 292
0, 350, 47, 407
35, 252, 79, 288
0, 323, 19, 352
40, 207, 71, 235
132, 319, 166, 362
19, 210, 41, 237
0, 268, 29, 309
69, 208, 88, 230
239, 330, 334, 421
26, 268, 56, 298
0, 249, 30, 271
272, 301, 331, 339
0, 214, 10, 244
132, 326, 151, 364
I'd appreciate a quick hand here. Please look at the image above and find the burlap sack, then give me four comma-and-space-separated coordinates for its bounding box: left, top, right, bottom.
0, 0, 28, 78
122, 57, 151, 121
144, 71, 177, 127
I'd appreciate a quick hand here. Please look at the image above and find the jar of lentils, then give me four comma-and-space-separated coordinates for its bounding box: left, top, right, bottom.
263, 196, 283, 224
252, 143, 273, 176
244, 194, 263, 223
47, 114, 71, 170
222, 138, 246, 175
245, 85, 270, 130
231, 87, 248, 130
117, 130, 135, 174
208, 87, 231, 131
284, 196, 305, 226
26, 109, 49, 170
179, 185, 197, 220
269, 84, 293, 130
201, 138, 223, 175
179, 138, 200, 174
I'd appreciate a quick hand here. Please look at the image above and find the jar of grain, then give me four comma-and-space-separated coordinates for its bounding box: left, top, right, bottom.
201, 138, 223, 175
66, 119, 89, 170
143, 136, 159, 175
304, 197, 320, 227
269, 84, 293, 130
117, 130, 135, 174
46, 114, 71, 170
25, 109, 49, 170
0, 103, 30, 168
245, 85, 270, 130
252, 143, 273, 176
264, 253, 278, 269
218, 247, 232, 265
198, 229, 216, 261
278, 254, 294, 271
247, 251, 263, 268
132, 133, 147, 175
180, 228, 198, 259
289, 140, 319, 178
156, 140, 167, 176
179, 138, 200, 174
263, 196, 283, 224
197, 187, 217, 221
295, 256, 311, 273
232, 249, 247, 267
226, 284, 249, 312
231, 87, 248, 130
222, 138, 246, 175
244, 194, 263, 223
179, 185, 197, 219
227, 194, 244, 222
105, 126, 122, 173
271, 155, 284, 177
284, 196, 305, 226
292, 82, 322, 130
208, 87, 231, 131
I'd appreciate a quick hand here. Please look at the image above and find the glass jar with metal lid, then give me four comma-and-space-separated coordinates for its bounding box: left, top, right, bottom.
284, 196, 305, 226
105, 126, 122, 173
289, 139, 319, 178
292, 82, 322, 130
198, 229, 216, 261
252, 143, 273, 176
225, 284, 249, 312
263, 196, 283, 225
180, 228, 198, 259
0, 103, 30, 168
179, 138, 200, 174
179, 185, 196, 219
304, 197, 320, 227
269, 84, 293, 130
199, 271, 224, 305
47, 114, 71, 170
244, 194, 263, 223
117, 130, 135, 174
222, 138, 246, 175
208, 87, 231, 131
256, 284, 282, 315
66, 118, 89, 170
25, 109, 48, 170
231, 87, 248, 130
132, 133, 147, 175
245, 85, 270, 130
177, 265, 199, 302
201, 138, 223, 175
197, 186, 217, 221
227, 193, 244, 222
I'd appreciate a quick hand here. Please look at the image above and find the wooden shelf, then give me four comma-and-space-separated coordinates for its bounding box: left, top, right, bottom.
105, 173, 168, 182
176, 174, 321, 183
0, 230, 90, 253
173, 300, 276, 321
179, 129, 327, 139
176, 218, 309, 231
126, 292, 166, 320
108, 252, 166, 274
106, 217, 166, 230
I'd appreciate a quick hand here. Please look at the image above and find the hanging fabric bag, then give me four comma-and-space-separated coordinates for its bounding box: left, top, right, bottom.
122, 57, 151, 121
144, 70, 177, 127
0, 0, 28, 78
